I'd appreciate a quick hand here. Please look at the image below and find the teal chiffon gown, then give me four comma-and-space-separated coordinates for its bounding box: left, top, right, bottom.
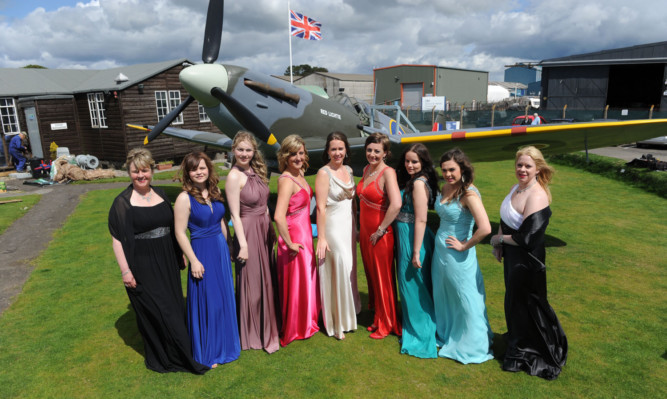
432, 187, 493, 364
394, 181, 437, 358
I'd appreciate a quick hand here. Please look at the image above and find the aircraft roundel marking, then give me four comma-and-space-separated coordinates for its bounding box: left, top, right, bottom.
389, 120, 405, 135
267, 134, 277, 146
451, 131, 466, 140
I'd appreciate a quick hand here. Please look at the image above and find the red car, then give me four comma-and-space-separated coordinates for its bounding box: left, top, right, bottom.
512, 115, 547, 125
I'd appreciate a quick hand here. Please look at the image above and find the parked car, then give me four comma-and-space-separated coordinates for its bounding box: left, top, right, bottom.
512, 115, 548, 125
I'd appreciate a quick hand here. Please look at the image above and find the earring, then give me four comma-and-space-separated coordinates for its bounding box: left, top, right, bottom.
461, 175, 466, 183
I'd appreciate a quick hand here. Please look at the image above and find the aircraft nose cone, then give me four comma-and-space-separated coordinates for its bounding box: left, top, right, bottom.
180, 64, 229, 107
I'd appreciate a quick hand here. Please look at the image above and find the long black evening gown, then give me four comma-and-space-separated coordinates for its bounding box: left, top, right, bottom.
109, 185, 208, 374
501, 206, 567, 380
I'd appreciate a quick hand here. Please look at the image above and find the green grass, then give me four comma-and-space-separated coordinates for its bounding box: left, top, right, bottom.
0, 194, 41, 234
73, 164, 230, 184
0, 160, 665, 398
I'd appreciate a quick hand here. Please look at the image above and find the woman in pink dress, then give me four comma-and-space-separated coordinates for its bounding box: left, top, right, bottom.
226, 132, 280, 354
274, 135, 320, 346
357, 133, 402, 339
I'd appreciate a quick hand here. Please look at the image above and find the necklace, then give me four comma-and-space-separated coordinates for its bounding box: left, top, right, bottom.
367, 167, 381, 178
204, 197, 213, 212
515, 180, 537, 194
137, 189, 152, 202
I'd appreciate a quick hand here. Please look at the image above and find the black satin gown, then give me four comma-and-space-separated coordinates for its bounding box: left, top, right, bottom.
501, 207, 567, 380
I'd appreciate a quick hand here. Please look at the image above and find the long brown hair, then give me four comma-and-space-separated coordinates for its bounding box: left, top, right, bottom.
439, 147, 474, 202
180, 152, 223, 204
232, 131, 269, 185
516, 146, 555, 202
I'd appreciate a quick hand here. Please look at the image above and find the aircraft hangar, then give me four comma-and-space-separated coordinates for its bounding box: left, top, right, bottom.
540, 41, 667, 111
373, 65, 488, 110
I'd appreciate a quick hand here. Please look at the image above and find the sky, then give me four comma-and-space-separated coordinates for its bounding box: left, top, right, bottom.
0, 0, 665, 81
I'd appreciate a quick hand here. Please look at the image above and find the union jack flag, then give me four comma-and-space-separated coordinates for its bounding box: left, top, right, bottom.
290, 10, 322, 40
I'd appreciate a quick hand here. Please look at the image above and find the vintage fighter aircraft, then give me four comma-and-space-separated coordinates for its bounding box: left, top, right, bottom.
129, 0, 667, 175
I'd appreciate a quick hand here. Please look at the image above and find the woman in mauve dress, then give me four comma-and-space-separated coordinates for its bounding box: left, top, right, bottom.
226, 131, 280, 354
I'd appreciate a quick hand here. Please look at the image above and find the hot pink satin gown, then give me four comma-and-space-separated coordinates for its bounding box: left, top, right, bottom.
276, 174, 321, 346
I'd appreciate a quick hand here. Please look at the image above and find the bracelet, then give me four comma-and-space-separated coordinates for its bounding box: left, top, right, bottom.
376, 227, 387, 236
121, 270, 131, 276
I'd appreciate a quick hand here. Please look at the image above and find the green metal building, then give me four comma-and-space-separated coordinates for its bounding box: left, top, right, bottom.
373, 64, 488, 109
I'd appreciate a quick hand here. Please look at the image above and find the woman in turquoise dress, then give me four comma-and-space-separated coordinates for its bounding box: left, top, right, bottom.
394, 143, 439, 358
432, 148, 493, 364
174, 152, 240, 368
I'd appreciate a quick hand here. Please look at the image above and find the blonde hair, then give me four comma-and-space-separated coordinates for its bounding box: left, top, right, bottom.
125, 148, 155, 171
277, 134, 309, 173
516, 146, 555, 202
232, 131, 269, 185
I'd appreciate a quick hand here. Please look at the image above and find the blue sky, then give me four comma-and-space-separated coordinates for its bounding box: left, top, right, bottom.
0, 0, 664, 81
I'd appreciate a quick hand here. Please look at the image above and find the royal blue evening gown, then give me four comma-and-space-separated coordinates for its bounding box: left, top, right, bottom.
432, 187, 493, 364
186, 194, 240, 367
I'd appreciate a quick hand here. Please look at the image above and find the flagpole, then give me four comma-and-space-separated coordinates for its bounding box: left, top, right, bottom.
288, 0, 293, 84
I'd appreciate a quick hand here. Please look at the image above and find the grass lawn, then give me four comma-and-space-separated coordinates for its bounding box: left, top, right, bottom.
0, 194, 41, 235
0, 160, 664, 398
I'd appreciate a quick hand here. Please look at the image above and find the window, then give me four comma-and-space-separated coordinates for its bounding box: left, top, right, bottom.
198, 103, 210, 122
155, 90, 183, 125
87, 93, 108, 128
0, 98, 20, 134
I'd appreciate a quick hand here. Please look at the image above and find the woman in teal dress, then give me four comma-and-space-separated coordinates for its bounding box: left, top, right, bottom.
394, 143, 439, 358
432, 148, 493, 364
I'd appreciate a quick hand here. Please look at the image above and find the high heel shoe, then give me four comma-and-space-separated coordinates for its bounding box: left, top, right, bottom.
366, 324, 377, 332
369, 331, 387, 340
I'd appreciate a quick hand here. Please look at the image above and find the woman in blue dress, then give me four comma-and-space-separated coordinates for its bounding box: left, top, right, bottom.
432, 148, 493, 364
394, 143, 439, 358
174, 152, 240, 368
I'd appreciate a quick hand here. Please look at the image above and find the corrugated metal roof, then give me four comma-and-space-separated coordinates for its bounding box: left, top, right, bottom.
0, 58, 190, 97
309, 72, 373, 81
541, 41, 667, 67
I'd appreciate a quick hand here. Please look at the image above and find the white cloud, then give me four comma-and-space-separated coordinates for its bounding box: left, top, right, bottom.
0, 0, 664, 81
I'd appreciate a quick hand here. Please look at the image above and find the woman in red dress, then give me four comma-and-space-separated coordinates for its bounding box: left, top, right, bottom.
356, 133, 402, 339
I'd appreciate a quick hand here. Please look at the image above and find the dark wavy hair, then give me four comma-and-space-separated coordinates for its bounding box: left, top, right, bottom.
322, 131, 351, 164
179, 152, 223, 204
364, 132, 391, 161
396, 143, 438, 209
439, 147, 474, 202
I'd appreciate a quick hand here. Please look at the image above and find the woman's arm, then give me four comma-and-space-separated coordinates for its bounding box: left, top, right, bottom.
174, 192, 205, 279
371, 168, 402, 245
112, 237, 137, 288
225, 169, 248, 261
314, 168, 330, 262
274, 177, 304, 255
447, 189, 491, 251
411, 180, 428, 268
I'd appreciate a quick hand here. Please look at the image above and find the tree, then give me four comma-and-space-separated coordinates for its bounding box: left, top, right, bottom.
283, 64, 328, 76
23, 65, 47, 69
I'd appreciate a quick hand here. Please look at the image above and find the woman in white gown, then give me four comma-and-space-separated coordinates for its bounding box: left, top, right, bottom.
315, 131, 361, 340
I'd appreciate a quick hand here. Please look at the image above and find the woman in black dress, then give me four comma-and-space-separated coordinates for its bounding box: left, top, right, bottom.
490, 146, 567, 380
108, 148, 207, 374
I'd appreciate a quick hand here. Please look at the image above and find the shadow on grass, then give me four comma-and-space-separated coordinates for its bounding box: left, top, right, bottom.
114, 304, 144, 355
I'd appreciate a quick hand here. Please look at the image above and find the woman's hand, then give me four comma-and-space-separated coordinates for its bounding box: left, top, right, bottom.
316, 238, 329, 263
446, 235, 467, 252
493, 246, 503, 262
370, 229, 385, 246
237, 245, 249, 264
190, 260, 205, 279
122, 270, 137, 289
411, 252, 422, 269
288, 242, 304, 257
490, 234, 501, 247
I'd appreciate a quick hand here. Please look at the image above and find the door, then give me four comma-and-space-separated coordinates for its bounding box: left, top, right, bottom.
23, 106, 44, 158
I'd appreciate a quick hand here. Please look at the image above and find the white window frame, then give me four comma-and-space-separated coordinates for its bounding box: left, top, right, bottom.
155, 90, 183, 125
198, 102, 210, 122
87, 93, 108, 128
0, 98, 20, 134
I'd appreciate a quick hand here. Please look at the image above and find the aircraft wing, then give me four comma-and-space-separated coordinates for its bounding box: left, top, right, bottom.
127, 124, 233, 149
396, 119, 667, 162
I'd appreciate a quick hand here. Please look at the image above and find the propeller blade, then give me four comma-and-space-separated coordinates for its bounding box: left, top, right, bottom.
202, 0, 224, 64
144, 95, 194, 144
210, 87, 273, 144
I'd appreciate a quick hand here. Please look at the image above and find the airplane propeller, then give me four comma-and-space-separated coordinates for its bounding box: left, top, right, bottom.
210, 87, 276, 146
143, 0, 225, 144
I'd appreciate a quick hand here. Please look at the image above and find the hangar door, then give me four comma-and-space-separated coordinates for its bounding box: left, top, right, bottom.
607, 64, 664, 109
401, 83, 423, 110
